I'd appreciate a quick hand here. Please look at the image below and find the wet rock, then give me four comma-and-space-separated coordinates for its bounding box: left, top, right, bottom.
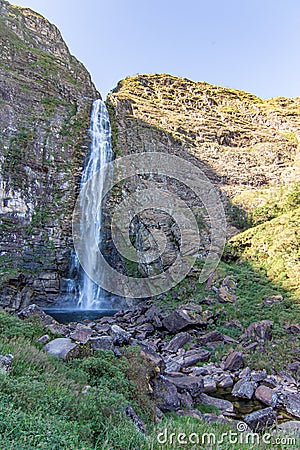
152, 376, 180, 412
198, 393, 234, 413
162, 309, 202, 333
232, 379, 257, 399
203, 376, 217, 393
255, 385, 278, 407
0, 354, 13, 375
284, 393, 300, 419
89, 336, 114, 351
124, 406, 146, 433
164, 332, 191, 353
165, 375, 203, 398
44, 338, 79, 360
70, 324, 92, 344
244, 407, 276, 431
111, 325, 131, 346
224, 351, 244, 371
37, 334, 50, 345
245, 320, 273, 341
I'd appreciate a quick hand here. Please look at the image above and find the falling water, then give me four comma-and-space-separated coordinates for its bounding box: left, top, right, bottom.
75, 99, 113, 310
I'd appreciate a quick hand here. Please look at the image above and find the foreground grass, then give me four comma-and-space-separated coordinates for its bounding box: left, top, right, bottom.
0, 307, 300, 448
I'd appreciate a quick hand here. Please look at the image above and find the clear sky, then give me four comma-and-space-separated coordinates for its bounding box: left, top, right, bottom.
13, 0, 300, 99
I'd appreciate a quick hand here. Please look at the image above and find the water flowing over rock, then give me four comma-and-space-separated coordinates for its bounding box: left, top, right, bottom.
73, 99, 114, 310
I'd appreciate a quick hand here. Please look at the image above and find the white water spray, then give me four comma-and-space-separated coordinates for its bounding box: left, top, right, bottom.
75, 99, 113, 309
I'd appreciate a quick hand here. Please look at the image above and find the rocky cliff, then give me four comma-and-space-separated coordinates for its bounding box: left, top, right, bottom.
107, 74, 300, 297
0, 0, 98, 308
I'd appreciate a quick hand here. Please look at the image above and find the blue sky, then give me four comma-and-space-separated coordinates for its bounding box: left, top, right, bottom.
14, 0, 300, 99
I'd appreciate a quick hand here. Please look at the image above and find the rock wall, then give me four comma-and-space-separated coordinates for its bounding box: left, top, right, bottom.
106, 74, 300, 279
0, 0, 99, 309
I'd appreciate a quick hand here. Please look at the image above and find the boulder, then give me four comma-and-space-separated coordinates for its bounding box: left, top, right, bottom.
244, 407, 276, 431
162, 309, 200, 333
46, 323, 69, 336
89, 336, 114, 351
203, 376, 217, 393
197, 393, 234, 413
232, 379, 257, 399
255, 385, 278, 407
0, 354, 13, 375
139, 343, 164, 370
164, 332, 191, 353
165, 375, 203, 398
245, 320, 273, 341
70, 324, 92, 344
44, 338, 79, 360
197, 331, 223, 345
278, 421, 300, 436
181, 349, 211, 367
251, 369, 267, 383
37, 334, 50, 345
152, 376, 180, 412
124, 406, 146, 433
224, 351, 244, 371
217, 375, 234, 389
284, 393, 300, 419
111, 325, 131, 346
18, 304, 54, 326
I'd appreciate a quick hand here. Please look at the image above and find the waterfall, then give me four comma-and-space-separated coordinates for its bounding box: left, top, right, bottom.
74, 99, 113, 310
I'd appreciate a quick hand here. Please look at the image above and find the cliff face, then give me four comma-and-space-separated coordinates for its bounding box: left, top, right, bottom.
108, 74, 300, 196
0, 0, 98, 308
107, 74, 300, 296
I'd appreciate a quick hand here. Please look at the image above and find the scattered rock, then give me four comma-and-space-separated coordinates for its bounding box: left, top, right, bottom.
284, 393, 300, 419
203, 375, 217, 393
46, 323, 69, 336
181, 349, 211, 367
18, 304, 54, 326
139, 343, 164, 370
44, 338, 79, 360
232, 379, 257, 399
244, 407, 276, 431
164, 332, 191, 353
124, 406, 146, 433
111, 325, 131, 346
263, 295, 283, 307
217, 375, 234, 389
224, 351, 244, 371
255, 385, 278, 407
165, 375, 203, 398
89, 336, 114, 351
197, 331, 223, 345
245, 320, 273, 341
251, 369, 267, 383
284, 324, 300, 335
162, 309, 201, 333
198, 393, 234, 413
0, 354, 13, 375
278, 421, 300, 436
178, 391, 194, 409
37, 334, 50, 345
152, 376, 180, 412
70, 324, 92, 344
